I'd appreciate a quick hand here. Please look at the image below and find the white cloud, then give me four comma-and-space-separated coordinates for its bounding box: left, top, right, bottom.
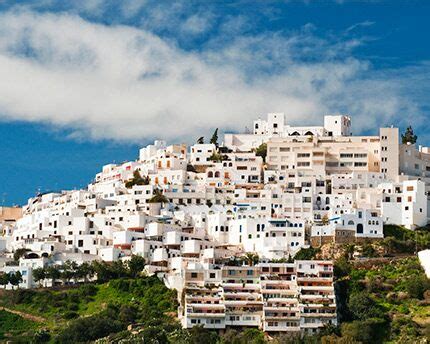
0, 9, 427, 143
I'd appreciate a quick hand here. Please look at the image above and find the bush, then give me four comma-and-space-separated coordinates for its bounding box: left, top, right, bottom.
32, 329, 51, 343
348, 292, 383, 320
62, 311, 79, 320
56, 315, 124, 343
341, 318, 388, 344
294, 247, 320, 260
403, 274, 430, 299
78, 284, 97, 297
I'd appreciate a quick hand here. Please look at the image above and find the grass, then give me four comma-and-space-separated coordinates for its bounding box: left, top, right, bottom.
345, 257, 430, 342
0, 309, 38, 341
0, 276, 179, 342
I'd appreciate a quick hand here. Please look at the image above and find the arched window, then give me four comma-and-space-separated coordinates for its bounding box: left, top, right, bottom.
348, 220, 355, 225
357, 223, 364, 234
215, 171, 220, 178
208, 171, 213, 178
326, 197, 330, 204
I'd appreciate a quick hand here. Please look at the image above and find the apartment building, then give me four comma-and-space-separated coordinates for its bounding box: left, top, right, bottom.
179, 261, 336, 334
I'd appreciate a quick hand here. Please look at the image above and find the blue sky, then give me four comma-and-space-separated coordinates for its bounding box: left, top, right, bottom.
1, 0, 430, 205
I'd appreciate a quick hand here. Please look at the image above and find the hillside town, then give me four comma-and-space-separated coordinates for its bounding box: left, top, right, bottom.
1, 113, 429, 334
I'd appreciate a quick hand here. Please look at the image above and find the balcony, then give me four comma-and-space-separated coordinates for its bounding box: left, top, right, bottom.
225, 314, 261, 326
263, 323, 300, 332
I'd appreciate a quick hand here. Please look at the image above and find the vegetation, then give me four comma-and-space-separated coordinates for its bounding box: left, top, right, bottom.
255, 143, 267, 163
401, 125, 417, 144
209, 151, 228, 162
294, 247, 320, 260
330, 256, 430, 343
0, 310, 38, 341
125, 170, 150, 188
0, 271, 23, 289
13, 248, 31, 262
210, 128, 219, 146
148, 189, 169, 203
0, 275, 178, 343
29, 256, 145, 287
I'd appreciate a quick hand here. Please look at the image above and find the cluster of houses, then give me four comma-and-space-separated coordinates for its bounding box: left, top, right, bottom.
1, 113, 429, 333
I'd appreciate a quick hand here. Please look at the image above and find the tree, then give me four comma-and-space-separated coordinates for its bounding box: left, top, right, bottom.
401, 126, 417, 144
348, 292, 382, 320
91, 261, 113, 283
33, 267, 46, 287
361, 242, 378, 258
61, 261, 78, 284
13, 248, 30, 262
243, 252, 259, 266
76, 262, 94, 283
187, 325, 218, 344
210, 128, 218, 146
56, 314, 124, 343
344, 243, 355, 260
341, 318, 387, 344
255, 143, 267, 162
8, 271, 23, 289
0, 272, 9, 288
128, 255, 146, 278
197, 137, 204, 144
148, 189, 169, 203
208, 151, 225, 162
45, 266, 61, 286
334, 256, 352, 279
125, 170, 150, 188
294, 247, 319, 260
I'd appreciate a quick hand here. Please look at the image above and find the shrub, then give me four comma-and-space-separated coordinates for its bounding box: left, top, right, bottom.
348, 292, 383, 320
403, 274, 430, 299
341, 318, 388, 344
62, 311, 79, 320
55, 315, 124, 343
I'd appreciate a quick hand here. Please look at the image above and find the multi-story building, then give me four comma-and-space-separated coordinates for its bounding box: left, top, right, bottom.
179, 261, 336, 334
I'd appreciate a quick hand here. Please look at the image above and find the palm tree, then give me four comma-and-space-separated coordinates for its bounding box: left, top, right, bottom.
243, 252, 259, 266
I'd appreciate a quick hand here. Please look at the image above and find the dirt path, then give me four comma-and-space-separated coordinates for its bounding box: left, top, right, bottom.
0, 306, 46, 323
